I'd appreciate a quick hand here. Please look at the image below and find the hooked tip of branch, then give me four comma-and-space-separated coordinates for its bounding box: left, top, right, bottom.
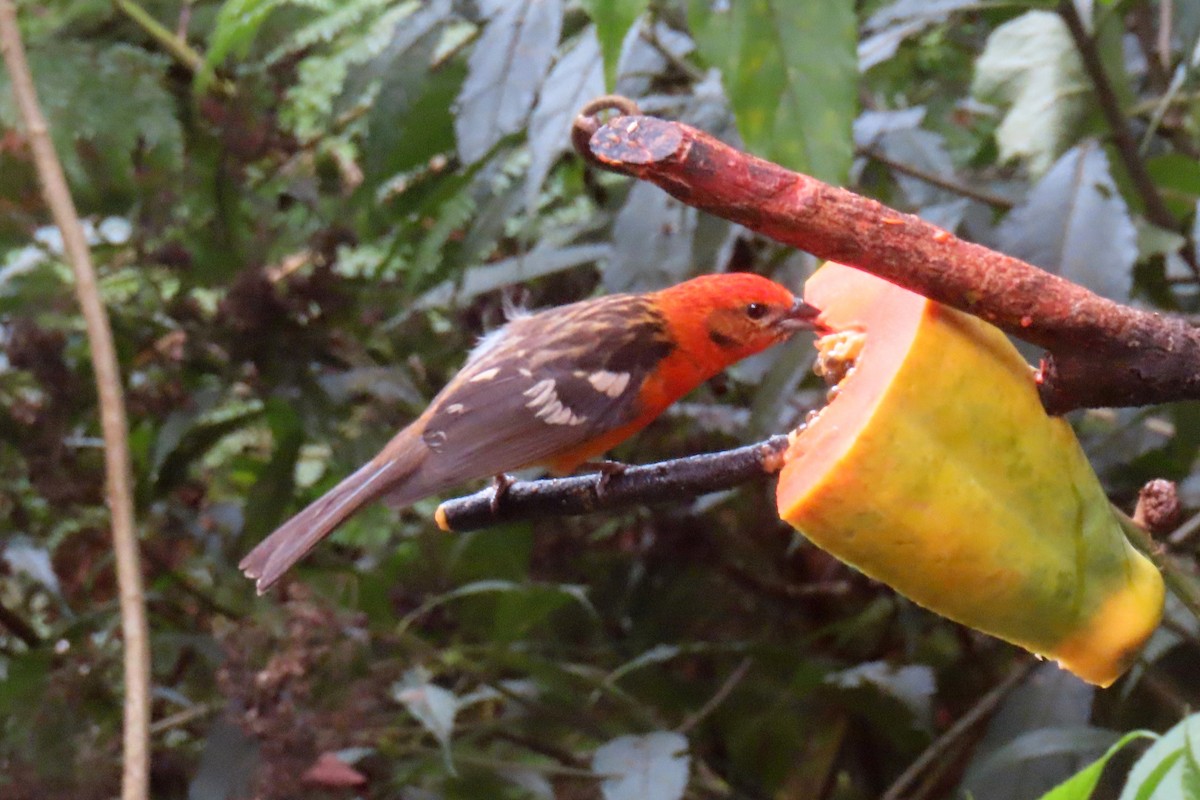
571, 94, 642, 166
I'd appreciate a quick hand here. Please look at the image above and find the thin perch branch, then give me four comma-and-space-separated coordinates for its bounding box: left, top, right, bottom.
0, 6, 150, 800
435, 436, 790, 532
571, 99, 1200, 414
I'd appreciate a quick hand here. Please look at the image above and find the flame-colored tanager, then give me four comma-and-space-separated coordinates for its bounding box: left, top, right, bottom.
241, 273, 820, 592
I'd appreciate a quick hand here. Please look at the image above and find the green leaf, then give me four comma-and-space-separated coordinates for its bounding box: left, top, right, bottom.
996, 142, 1137, 302
0, 42, 182, 206
280, 0, 426, 144
454, 0, 565, 164
152, 406, 265, 497
525, 28, 604, 212
579, 0, 649, 89
1130, 751, 1184, 800
688, 0, 855, 182
1184, 721, 1200, 800
393, 668, 460, 772
365, 58, 464, 190
1119, 714, 1200, 799
605, 181, 696, 292
200, 0, 324, 89
1039, 730, 1156, 800
972, 10, 1089, 177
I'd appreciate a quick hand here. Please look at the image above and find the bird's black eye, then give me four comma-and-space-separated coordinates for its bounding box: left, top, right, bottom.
745, 302, 769, 320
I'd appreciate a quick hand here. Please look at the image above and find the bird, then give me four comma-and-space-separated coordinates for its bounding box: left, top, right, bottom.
239, 273, 820, 593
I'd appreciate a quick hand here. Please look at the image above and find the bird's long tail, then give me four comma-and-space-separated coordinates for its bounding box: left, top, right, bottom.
239, 426, 428, 594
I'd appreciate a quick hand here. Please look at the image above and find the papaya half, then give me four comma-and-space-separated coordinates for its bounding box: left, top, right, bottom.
776, 262, 1164, 687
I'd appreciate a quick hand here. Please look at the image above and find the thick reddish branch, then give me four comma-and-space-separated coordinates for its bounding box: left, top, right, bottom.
572, 102, 1200, 414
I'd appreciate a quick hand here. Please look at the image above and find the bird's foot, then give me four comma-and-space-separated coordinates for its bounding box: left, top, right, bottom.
579, 460, 628, 498
490, 473, 514, 514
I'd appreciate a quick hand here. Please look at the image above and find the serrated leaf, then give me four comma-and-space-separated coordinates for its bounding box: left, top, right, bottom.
1039, 731, 1156, 800
579, 0, 648, 88
454, 0, 564, 164
1120, 714, 1200, 799
688, 0, 855, 182
973, 10, 1088, 176
200, 0, 329, 89
270, 0, 389, 61
996, 142, 1136, 302
593, 732, 690, 800
0, 42, 182, 198
365, 58, 465, 189
605, 182, 696, 292
281, 1, 420, 143
525, 28, 604, 214
361, 1, 453, 184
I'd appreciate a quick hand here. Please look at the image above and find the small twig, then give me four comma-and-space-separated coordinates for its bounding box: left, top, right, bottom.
881, 660, 1035, 800
0, 6, 151, 800
112, 0, 202, 74
856, 146, 1015, 210
111, 0, 235, 96
1057, 1, 1199, 278
721, 562, 852, 602
676, 657, 753, 735
149, 702, 215, 736
435, 435, 789, 532
571, 99, 1200, 414
1116, 507, 1200, 624
1168, 511, 1200, 548
641, 24, 706, 83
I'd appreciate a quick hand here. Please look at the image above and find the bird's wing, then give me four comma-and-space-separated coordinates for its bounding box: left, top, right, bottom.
410, 293, 677, 487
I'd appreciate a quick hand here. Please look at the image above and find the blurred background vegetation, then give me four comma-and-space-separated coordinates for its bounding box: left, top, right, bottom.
3, 1, 1200, 798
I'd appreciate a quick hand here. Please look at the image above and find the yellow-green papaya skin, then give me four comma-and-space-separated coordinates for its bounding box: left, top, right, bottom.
777, 263, 1164, 687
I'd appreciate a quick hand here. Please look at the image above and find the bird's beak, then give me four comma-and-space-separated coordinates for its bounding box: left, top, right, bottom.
775, 297, 822, 332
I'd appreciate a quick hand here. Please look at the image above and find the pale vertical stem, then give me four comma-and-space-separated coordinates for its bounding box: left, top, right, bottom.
0, 5, 150, 799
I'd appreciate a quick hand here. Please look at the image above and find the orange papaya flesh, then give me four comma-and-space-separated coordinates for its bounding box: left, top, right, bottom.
776, 263, 1164, 687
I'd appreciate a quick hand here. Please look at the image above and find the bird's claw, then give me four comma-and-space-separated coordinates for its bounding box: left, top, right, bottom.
490, 473, 514, 514
583, 460, 627, 498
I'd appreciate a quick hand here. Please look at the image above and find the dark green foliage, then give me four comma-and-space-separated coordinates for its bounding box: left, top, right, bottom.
3, 2, 1200, 799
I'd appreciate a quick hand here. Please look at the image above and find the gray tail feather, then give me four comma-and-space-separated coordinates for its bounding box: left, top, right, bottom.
239, 444, 425, 594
